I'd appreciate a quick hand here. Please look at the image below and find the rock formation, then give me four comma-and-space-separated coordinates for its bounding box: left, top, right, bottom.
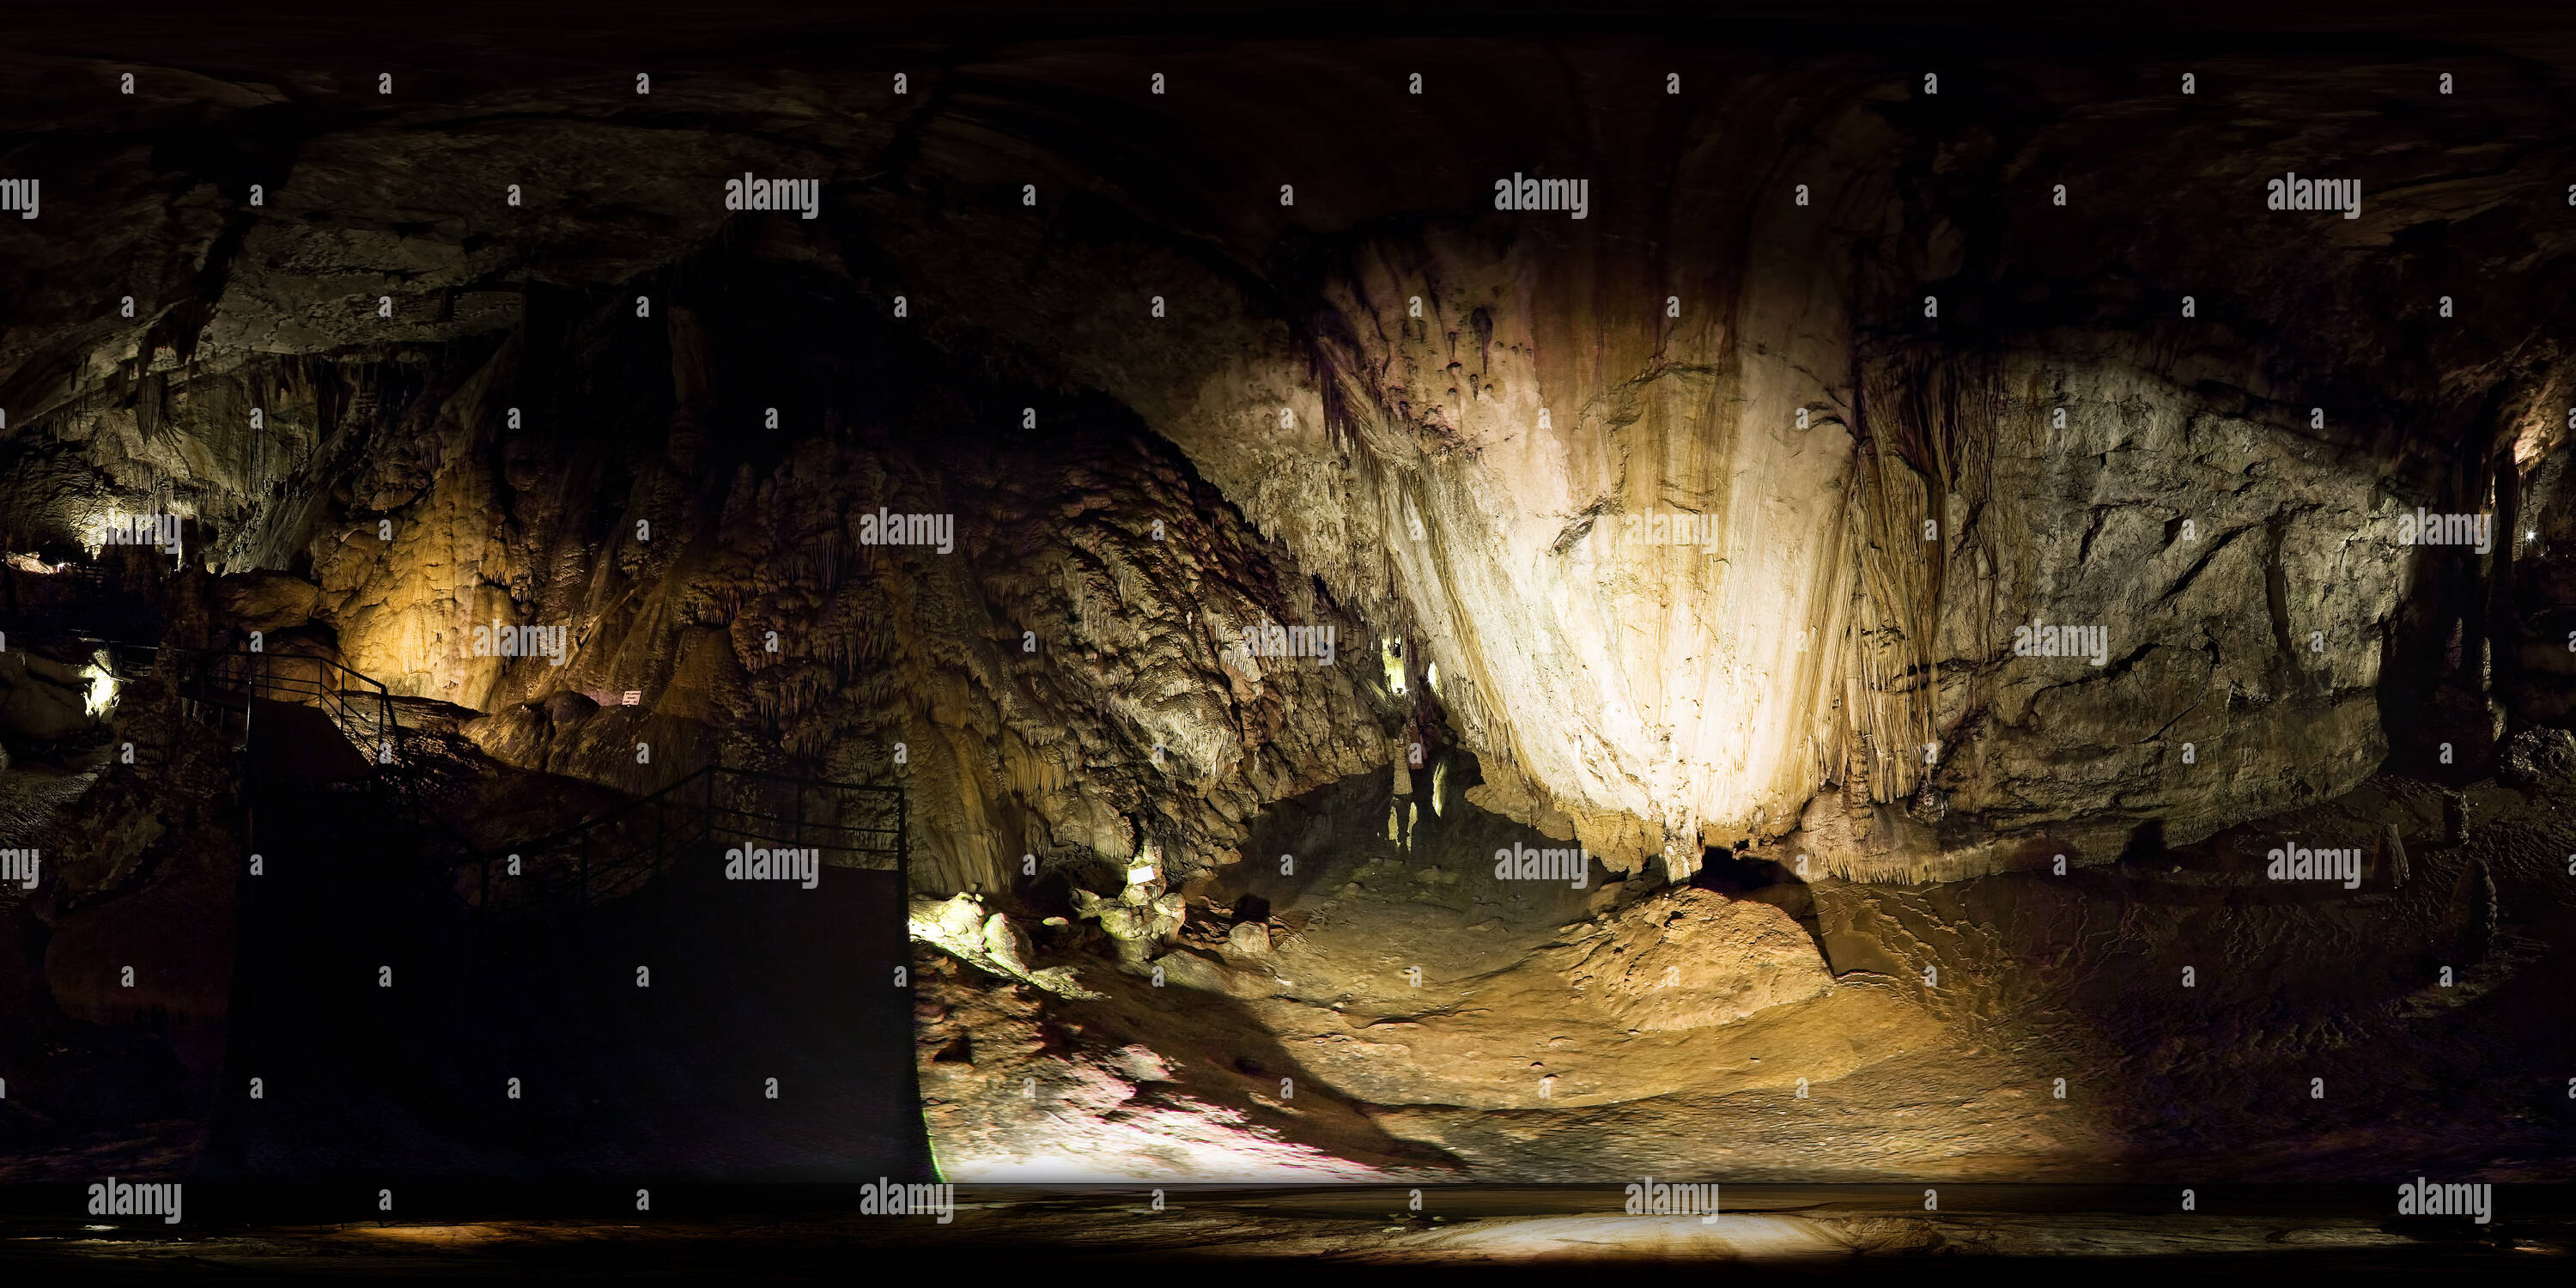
4, 11, 2576, 1196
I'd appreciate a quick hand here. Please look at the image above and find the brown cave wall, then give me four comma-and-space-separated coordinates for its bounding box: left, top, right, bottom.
5, 36, 2576, 884
12, 252, 1405, 899
836, 47, 2547, 875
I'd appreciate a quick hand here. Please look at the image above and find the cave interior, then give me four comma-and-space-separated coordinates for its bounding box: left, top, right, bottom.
2, 2, 2575, 1273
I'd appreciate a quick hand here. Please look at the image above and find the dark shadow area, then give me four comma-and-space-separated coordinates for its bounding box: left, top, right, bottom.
209, 807, 930, 1182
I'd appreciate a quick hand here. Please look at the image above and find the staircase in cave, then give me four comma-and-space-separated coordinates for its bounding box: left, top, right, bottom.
200, 652, 931, 1182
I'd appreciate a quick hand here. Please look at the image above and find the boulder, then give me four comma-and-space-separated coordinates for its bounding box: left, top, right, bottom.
2496, 727, 2576, 788
1224, 920, 1272, 957
2443, 860, 2499, 967
0, 648, 99, 743
1552, 888, 1832, 1030
211, 570, 323, 635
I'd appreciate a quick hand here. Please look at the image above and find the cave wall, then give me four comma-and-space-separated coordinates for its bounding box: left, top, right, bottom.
837, 45, 2558, 873
124, 275, 1403, 896
7, 29, 2576, 884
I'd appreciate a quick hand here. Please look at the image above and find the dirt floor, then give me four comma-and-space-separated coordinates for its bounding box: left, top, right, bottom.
915, 751, 2576, 1184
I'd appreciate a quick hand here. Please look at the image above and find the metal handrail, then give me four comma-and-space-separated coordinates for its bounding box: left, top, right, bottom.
39, 636, 908, 923
704, 805, 899, 836
462, 762, 908, 919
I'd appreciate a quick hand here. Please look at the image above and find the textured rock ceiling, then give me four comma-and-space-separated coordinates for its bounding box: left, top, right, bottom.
6, 8, 2576, 891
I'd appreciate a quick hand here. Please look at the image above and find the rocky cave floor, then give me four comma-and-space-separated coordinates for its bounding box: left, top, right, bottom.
7, 712, 2573, 1193
4, 702, 2574, 1271
914, 739, 2576, 1185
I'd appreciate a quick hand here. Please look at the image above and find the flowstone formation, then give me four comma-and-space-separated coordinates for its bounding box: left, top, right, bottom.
10, 39, 2568, 890
1068, 849, 1188, 969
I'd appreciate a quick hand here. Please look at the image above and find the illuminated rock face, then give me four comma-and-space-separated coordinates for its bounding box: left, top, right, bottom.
843, 70, 2469, 877
0, 39, 2561, 884
997, 256, 2413, 879
840, 111, 1894, 872
1302, 231, 1867, 872
931, 241, 1869, 869
1553, 888, 1834, 1030
1891, 360, 2405, 870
